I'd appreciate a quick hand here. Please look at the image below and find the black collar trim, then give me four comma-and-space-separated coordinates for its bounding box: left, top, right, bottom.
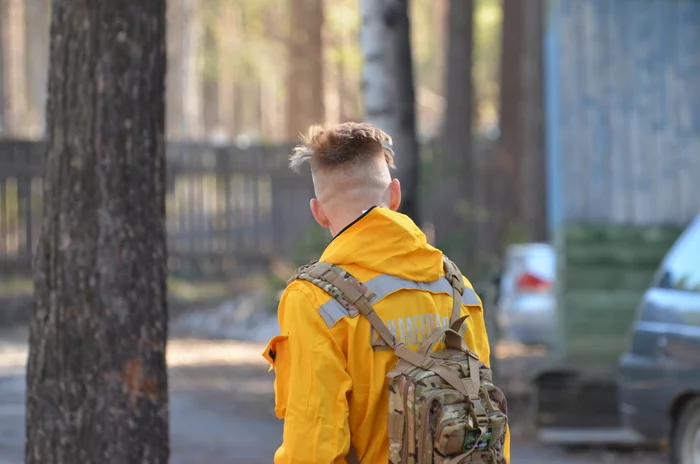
328, 205, 378, 244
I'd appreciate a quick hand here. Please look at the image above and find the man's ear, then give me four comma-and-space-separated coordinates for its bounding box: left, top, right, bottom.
388, 178, 401, 211
310, 198, 331, 229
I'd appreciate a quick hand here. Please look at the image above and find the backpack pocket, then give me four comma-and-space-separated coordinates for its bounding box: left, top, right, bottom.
262, 333, 290, 419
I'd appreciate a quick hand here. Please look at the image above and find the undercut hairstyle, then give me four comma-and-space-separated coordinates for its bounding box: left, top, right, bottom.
289, 122, 396, 173
289, 122, 397, 206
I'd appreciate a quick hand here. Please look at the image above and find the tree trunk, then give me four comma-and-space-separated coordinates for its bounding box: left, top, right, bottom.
492, 0, 546, 250
166, 0, 203, 140
24, 0, 51, 138
216, 3, 237, 139
0, 0, 4, 135
286, 0, 325, 139
360, 0, 420, 225
518, 0, 546, 242
438, 0, 475, 267
1, 0, 30, 137
166, 0, 185, 139
25, 1, 169, 463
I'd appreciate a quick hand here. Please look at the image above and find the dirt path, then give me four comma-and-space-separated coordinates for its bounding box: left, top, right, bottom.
0, 329, 666, 463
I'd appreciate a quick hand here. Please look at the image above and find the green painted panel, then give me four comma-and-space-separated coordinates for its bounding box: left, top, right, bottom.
564, 243, 672, 268
565, 337, 632, 363
563, 224, 684, 246
565, 267, 656, 292
555, 223, 683, 367
564, 290, 644, 313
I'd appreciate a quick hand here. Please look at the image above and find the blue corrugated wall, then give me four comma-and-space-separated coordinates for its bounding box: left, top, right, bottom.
546, 0, 700, 230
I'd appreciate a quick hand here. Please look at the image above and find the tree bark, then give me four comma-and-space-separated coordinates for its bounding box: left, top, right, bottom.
0, 0, 4, 135
286, 0, 325, 139
1, 0, 30, 137
24, 0, 51, 138
25, 1, 169, 463
518, 0, 547, 242
360, 0, 420, 225
216, 2, 237, 139
492, 0, 546, 250
165, 0, 185, 139
438, 0, 475, 267
166, 0, 203, 140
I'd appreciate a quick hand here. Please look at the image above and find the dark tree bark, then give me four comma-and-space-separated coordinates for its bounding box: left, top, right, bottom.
286, 0, 325, 139
1, 0, 30, 136
390, 0, 421, 226
438, 0, 475, 266
25, 0, 51, 137
25, 1, 169, 463
491, 0, 547, 250
518, 0, 547, 242
0, 1, 4, 135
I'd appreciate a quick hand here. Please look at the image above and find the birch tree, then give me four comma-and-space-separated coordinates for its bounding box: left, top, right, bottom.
359, 0, 420, 224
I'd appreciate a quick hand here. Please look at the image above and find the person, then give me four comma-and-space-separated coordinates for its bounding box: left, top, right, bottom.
262, 122, 510, 463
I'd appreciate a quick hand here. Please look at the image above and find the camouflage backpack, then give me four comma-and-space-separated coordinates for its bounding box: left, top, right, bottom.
289, 256, 509, 464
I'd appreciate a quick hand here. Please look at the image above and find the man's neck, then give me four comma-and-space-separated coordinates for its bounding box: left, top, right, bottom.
329, 206, 377, 237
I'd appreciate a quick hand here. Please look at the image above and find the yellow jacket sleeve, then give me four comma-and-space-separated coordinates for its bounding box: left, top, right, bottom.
271, 288, 353, 464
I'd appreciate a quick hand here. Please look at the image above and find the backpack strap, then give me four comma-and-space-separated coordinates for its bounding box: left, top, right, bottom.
442, 255, 466, 326
291, 261, 398, 349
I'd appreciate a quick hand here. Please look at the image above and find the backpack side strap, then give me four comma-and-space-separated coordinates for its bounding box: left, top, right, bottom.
290, 261, 398, 349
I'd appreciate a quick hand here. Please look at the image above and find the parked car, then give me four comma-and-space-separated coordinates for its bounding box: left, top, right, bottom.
494, 243, 557, 347
619, 215, 700, 463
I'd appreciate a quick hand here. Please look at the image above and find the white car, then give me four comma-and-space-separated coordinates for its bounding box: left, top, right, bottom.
495, 243, 558, 347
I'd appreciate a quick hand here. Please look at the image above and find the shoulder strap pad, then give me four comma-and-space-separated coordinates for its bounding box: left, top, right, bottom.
442, 255, 465, 295
288, 261, 376, 318
289, 261, 397, 348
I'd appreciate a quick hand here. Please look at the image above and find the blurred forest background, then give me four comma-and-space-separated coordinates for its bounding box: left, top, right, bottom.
0, 0, 546, 280
1, 0, 503, 141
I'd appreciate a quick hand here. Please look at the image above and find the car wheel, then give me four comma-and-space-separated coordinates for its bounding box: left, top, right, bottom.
671, 397, 700, 464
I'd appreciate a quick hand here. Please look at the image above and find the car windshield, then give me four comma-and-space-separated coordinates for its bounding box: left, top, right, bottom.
655, 217, 700, 293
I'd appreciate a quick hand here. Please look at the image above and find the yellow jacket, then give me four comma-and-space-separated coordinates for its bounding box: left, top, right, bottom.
263, 206, 510, 463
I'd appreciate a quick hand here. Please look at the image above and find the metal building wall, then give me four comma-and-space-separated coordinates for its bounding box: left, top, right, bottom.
546, 0, 700, 230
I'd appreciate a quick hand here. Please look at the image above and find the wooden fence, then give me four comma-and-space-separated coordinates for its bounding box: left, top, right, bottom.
0, 139, 317, 276
0, 137, 520, 279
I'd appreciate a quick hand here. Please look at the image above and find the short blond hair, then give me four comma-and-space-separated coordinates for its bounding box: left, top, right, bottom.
290, 122, 396, 207
289, 122, 395, 173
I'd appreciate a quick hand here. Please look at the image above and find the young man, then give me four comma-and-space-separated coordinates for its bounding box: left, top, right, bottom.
263, 122, 510, 463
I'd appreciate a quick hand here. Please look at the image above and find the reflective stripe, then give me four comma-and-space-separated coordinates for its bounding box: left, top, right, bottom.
317, 301, 348, 329
315, 273, 480, 328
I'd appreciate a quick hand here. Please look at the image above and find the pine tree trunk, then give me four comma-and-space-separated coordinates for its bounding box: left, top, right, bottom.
360, 0, 420, 225
24, 0, 50, 137
25, 1, 169, 463
492, 0, 546, 249
490, 0, 523, 252
166, 0, 185, 139
1, 0, 30, 136
167, 0, 203, 140
439, 0, 475, 267
518, 0, 546, 242
0, 0, 5, 135
286, 0, 325, 139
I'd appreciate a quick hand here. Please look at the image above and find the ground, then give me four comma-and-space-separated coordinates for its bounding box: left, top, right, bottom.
0, 327, 667, 464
